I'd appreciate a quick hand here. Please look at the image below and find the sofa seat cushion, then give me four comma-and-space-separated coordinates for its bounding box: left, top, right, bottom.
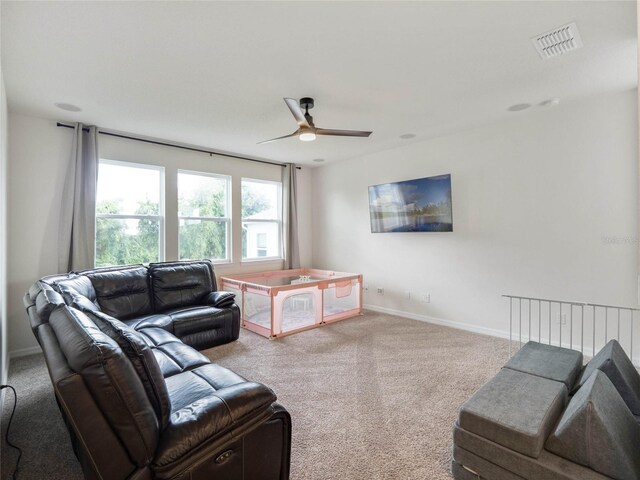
546, 370, 640, 480
505, 342, 583, 389
156, 364, 276, 467
125, 314, 173, 332
573, 339, 640, 415
459, 368, 567, 458
136, 327, 210, 378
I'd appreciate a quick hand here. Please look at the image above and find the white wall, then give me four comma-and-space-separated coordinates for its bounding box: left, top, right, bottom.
0, 67, 8, 384
6, 113, 313, 354
312, 89, 638, 341
7, 115, 73, 355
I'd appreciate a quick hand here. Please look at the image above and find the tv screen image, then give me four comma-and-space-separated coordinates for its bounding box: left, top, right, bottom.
368, 174, 453, 233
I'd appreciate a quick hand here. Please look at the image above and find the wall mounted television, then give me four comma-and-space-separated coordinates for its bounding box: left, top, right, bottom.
368, 174, 453, 233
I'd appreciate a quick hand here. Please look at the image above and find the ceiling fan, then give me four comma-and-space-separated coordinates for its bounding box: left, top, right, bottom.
258, 97, 372, 144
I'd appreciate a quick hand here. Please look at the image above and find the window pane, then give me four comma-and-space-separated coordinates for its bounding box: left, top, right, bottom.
257, 233, 267, 248
95, 217, 160, 267
242, 221, 279, 259
97, 163, 161, 215
179, 219, 227, 261
178, 172, 227, 218
241, 180, 278, 219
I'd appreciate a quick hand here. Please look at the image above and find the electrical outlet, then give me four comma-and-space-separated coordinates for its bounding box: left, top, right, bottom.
377, 287, 384, 296
405, 291, 411, 300
364, 284, 369, 293
421, 293, 431, 303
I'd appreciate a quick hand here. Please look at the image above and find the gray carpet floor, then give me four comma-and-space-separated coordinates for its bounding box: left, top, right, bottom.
1, 311, 509, 480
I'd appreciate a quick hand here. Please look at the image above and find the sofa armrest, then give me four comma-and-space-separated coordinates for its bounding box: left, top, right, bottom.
155, 382, 276, 468
203, 291, 236, 308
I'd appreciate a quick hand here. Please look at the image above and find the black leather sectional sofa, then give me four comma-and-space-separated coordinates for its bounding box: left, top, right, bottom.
24, 260, 291, 480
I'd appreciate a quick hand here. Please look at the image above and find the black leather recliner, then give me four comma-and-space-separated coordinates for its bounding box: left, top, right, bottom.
44, 259, 240, 350
23, 260, 291, 480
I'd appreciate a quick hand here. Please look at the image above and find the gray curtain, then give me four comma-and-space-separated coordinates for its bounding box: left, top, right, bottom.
282, 164, 301, 269
59, 123, 99, 272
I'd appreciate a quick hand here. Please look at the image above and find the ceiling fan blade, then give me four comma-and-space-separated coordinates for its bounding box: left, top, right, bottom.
257, 131, 299, 145
283, 98, 311, 129
316, 128, 372, 137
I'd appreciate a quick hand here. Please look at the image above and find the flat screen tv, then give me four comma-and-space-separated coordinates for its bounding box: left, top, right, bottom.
368, 174, 453, 233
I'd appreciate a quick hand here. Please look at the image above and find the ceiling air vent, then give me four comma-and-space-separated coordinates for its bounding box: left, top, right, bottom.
531, 22, 583, 59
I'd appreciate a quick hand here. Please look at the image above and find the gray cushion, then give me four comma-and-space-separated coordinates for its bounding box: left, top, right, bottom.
458, 368, 567, 458
546, 370, 640, 480
573, 340, 640, 416
505, 341, 583, 389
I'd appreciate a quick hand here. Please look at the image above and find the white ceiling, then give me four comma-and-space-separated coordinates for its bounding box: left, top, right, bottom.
1, 1, 637, 166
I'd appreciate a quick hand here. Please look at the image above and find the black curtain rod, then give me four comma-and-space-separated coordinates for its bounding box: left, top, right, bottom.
56, 122, 301, 169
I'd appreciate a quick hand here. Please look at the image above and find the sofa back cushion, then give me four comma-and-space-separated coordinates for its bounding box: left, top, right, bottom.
48, 305, 159, 466
572, 339, 640, 416
86, 266, 153, 320
86, 309, 171, 430
34, 282, 66, 322
55, 275, 99, 308
546, 370, 640, 480
149, 261, 216, 312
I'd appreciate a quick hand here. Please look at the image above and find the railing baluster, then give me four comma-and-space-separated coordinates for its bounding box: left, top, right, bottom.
629, 309, 635, 363
519, 298, 522, 348
593, 306, 596, 359
570, 304, 573, 350
503, 295, 638, 366
580, 305, 584, 354
538, 300, 542, 343
528, 299, 532, 343
509, 297, 513, 357
559, 302, 562, 348
548, 301, 552, 345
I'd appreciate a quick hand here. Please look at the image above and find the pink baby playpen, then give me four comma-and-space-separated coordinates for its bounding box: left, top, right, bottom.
220, 268, 363, 338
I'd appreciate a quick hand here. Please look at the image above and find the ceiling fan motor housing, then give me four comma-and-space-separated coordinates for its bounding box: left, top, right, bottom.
299, 97, 314, 110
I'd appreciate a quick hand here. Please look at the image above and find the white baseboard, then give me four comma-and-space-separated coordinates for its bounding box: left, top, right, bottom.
9, 345, 42, 359
363, 303, 640, 366
363, 303, 511, 340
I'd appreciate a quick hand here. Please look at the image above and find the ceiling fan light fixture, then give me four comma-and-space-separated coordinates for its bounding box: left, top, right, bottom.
299, 130, 316, 142
257, 97, 372, 144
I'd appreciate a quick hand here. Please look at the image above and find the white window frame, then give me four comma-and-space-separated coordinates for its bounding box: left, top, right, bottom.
241, 177, 283, 262
177, 169, 231, 264
96, 159, 166, 264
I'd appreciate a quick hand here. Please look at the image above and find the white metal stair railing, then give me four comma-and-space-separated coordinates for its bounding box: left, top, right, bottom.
503, 295, 640, 366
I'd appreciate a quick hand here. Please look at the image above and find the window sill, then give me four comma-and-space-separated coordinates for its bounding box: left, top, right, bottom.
240, 257, 284, 264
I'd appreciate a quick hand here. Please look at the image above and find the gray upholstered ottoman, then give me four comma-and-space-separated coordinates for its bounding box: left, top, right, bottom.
453, 340, 640, 480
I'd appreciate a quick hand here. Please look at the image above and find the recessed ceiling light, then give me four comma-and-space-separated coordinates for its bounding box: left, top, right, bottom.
313, 158, 325, 163
539, 98, 561, 108
399, 133, 416, 139
507, 103, 531, 112
54, 102, 82, 112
